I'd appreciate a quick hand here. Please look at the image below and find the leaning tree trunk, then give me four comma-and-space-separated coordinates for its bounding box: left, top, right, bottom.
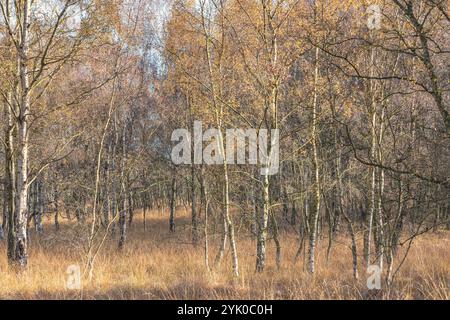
214, 213, 227, 267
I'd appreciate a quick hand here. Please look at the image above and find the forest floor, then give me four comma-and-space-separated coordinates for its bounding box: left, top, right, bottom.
0, 209, 448, 300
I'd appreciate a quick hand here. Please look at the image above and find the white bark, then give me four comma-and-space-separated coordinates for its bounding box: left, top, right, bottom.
308, 46, 321, 274
13, 0, 32, 267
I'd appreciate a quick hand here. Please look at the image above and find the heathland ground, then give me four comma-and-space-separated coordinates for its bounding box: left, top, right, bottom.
0, 209, 448, 300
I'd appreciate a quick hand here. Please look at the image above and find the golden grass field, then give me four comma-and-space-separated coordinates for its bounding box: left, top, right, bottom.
0, 209, 448, 300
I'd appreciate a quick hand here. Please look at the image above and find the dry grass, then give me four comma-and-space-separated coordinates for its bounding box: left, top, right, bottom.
0, 209, 448, 300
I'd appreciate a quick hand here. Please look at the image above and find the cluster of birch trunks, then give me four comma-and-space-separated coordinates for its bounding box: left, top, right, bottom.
0, 0, 449, 288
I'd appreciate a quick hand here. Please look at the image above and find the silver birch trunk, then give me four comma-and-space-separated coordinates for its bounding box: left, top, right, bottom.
191, 163, 198, 245
13, 0, 32, 267
53, 182, 59, 232
118, 116, 128, 249
308, 46, 321, 274
200, 3, 239, 276
200, 169, 210, 272
256, 173, 270, 272
34, 180, 44, 234
364, 47, 377, 268
169, 175, 176, 233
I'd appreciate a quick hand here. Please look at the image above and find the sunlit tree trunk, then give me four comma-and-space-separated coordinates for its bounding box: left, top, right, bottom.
13, 0, 32, 267
2, 93, 15, 243
375, 106, 386, 271
308, 46, 321, 275
200, 0, 239, 276
256, 172, 270, 272
364, 46, 377, 268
